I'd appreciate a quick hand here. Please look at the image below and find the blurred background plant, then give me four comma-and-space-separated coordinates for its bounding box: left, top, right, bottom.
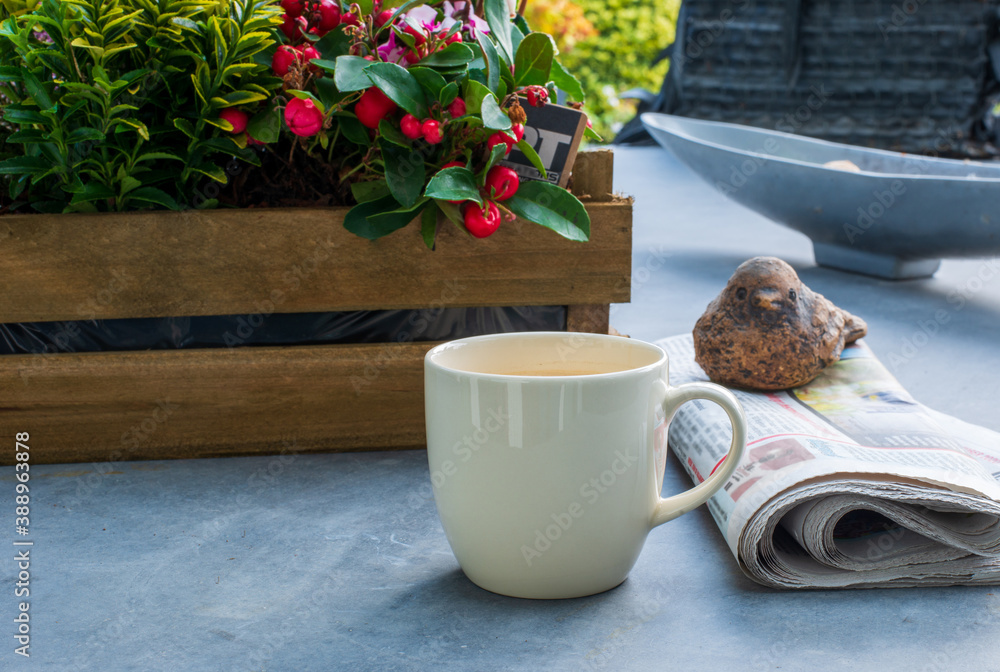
524, 0, 680, 141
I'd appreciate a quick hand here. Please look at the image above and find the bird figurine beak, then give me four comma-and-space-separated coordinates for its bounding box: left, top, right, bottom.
751, 288, 784, 310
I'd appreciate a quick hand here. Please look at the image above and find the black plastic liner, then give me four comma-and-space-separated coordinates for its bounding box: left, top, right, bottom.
0, 306, 566, 355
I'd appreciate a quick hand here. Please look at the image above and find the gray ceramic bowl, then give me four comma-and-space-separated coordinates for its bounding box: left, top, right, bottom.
642, 112, 1000, 279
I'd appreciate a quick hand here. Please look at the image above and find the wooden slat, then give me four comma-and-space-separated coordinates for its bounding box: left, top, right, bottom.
0, 162, 630, 323
570, 149, 616, 202
0, 342, 434, 465
566, 304, 610, 334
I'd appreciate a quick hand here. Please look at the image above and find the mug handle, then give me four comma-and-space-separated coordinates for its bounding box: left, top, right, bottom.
651, 382, 748, 527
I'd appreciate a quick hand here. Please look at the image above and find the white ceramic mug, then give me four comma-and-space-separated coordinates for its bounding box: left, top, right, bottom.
424, 332, 747, 599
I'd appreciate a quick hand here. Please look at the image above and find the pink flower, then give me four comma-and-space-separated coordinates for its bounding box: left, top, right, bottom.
442, 1, 489, 38
32, 28, 53, 44
377, 31, 408, 65
404, 2, 489, 38
285, 97, 324, 137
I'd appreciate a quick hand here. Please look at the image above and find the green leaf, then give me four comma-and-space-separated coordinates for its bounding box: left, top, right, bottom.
0, 66, 22, 81
408, 67, 446, 100
381, 141, 425, 208
369, 198, 429, 234
67, 128, 105, 144
344, 194, 421, 240
463, 80, 492, 114
378, 118, 410, 147
363, 62, 428, 118
421, 204, 437, 250
439, 81, 459, 106
173, 118, 197, 139
221, 63, 259, 85
550, 58, 584, 102
136, 152, 185, 164
114, 118, 150, 140
314, 76, 343, 110
476, 32, 500, 92
0, 156, 52, 175
480, 94, 511, 131
510, 22, 525, 57
3, 106, 48, 125
505, 181, 590, 241
584, 124, 603, 142
351, 179, 392, 203
22, 69, 54, 111
128, 186, 181, 210
424, 166, 482, 205
514, 12, 531, 35
189, 163, 227, 183
482, 143, 507, 176
69, 182, 115, 205
483, 0, 513, 62
313, 27, 352, 57
514, 33, 554, 87
248, 106, 281, 143
119, 176, 142, 195
6, 129, 49, 144
211, 90, 268, 108
513, 138, 547, 179
419, 42, 474, 68
332, 55, 372, 92
435, 199, 465, 229
337, 114, 370, 146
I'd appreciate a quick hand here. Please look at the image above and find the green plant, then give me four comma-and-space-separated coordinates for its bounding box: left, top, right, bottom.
260, 0, 593, 245
0, 0, 283, 212
543, 0, 680, 141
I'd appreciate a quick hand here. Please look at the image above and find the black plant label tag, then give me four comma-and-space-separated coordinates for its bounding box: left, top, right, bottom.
501, 100, 587, 188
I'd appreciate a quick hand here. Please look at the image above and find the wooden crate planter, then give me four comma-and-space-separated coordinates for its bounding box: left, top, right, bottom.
0, 150, 631, 465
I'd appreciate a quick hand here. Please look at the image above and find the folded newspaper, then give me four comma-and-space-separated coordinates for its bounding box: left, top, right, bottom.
659, 334, 1000, 589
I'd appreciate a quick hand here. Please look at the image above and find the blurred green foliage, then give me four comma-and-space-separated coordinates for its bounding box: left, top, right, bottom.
533, 0, 681, 141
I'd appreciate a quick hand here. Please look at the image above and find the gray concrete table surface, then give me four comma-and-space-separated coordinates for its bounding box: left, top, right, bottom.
2, 146, 999, 672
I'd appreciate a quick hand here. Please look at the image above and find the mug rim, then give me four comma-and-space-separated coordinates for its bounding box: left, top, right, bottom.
424, 331, 668, 380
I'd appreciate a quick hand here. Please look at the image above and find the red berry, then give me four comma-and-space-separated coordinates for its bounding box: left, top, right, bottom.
463, 201, 501, 238
340, 12, 359, 27
218, 108, 249, 134
280, 14, 307, 41
272, 45, 298, 75
404, 48, 423, 65
421, 119, 443, 144
447, 97, 466, 118
297, 44, 320, 71
484, 166, 519, 201
400, 113, 423, 140
281, 0, 305, 18
355, 87, 397, 129
403, 23, 427, 45
375, 9, 394, 26
486, 131, 516, 155
316, 0, 341, 31
445, 31, 463, 44
525, 86, 549, 107
510, 123, 524, 143
285, 97, 324, 137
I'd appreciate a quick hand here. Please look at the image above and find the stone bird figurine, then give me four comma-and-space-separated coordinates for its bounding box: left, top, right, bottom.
693, 257, 868, 390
